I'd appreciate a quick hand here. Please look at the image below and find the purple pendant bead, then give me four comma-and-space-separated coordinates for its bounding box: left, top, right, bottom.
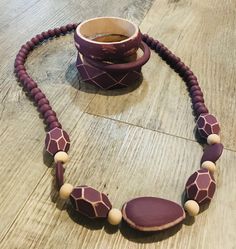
185, 168, 216, 204
122, 197, 185, 232
201, 143, 224, 164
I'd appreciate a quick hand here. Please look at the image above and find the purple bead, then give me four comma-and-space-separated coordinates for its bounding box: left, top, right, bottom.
22, 44, 31, 51
196, 113, 220, 138
70, 186, 112, 218
44, 110, 56, 119
36, 34, 44, 42
55, 162, 64, 190
192, 95, 204, 104
19, 48, 28, 55
39, 104, 51, 114
193, 102, 204, 110
54, 28, 61, 36
190, 85, 201, 94
122, 197, 185, 231
15, 65, 25, 72
60, 26, 67, 34
49, 122, 62, 130
201, 143, 224, 164
34, 92, 45, 102
30, 88, 41, 97
26, 80, 37, 91
46, 115, 58, 125
31, 37, 39, 45
196, 106, 209, 116
38, 98, 49, 107
191, 89, 203, 96
48, 29, 56, 37
66, 23, 74, 31
41, 31, 50, 39
185, 168, 216, 204
26, 41, 35, 49
45, 127, 70, 155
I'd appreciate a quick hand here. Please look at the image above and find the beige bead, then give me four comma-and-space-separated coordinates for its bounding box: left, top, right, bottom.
207, 134, 220, 145
201, 161, 216, 173
107, 208, 122, 225
54, 151, 69, 164
184, 200, 200, 216
59, 183, 73, 200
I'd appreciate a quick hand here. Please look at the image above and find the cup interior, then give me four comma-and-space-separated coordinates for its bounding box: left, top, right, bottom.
77, 17, 139, 44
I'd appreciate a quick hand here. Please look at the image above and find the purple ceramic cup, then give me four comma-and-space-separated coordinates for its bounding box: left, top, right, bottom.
74, 17, 142, 61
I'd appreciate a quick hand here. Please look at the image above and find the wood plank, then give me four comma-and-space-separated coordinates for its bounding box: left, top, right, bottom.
86, 0, 236, 151
0, 113, 235, 249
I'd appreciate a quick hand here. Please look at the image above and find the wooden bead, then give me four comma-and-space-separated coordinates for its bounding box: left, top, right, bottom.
54, 151, 69, 164
184, 200, 199, 216
207, 134, 221, 145
201, 161, 216, 173
59, 183, 73, 199
108, 208, 122, 225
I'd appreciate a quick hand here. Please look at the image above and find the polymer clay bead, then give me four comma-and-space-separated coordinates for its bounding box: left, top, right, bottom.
70, 186, 112, 218
122, 197, 185, 231
45, 127, 70, 156
185, 168, 216, 204
184, 200, 199, 216
196, 113, 220, 138
200, 143, 224, 163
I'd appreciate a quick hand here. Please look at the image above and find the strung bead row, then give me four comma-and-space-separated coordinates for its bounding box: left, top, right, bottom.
14, 25, 224, 230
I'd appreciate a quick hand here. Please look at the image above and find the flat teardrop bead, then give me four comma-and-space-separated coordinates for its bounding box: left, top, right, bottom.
70, 186, 112, 218
200, 143, 224, 164
122, 197, 185, 232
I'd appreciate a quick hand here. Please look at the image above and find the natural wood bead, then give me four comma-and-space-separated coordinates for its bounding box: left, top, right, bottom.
59, 183, 73, 199
54, 151, 69, 164
201, 161, 216, 173
207, 134, 221, 145
184, 200, 200, 216
108, 208, 122, 225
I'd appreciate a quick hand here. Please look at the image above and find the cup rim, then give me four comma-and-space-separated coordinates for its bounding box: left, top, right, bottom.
76, 16, 140, 45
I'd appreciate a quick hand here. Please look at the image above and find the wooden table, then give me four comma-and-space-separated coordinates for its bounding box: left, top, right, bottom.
0, 0, 235, 248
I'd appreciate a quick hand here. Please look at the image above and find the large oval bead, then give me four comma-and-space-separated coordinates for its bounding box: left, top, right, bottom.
70, 186, 112, 218
122, 197, 185, 232
185, 168, 216, 204
200, 143, 224, 164
196, 113, 220, 138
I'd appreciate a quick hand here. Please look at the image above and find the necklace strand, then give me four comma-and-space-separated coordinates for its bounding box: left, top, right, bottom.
14, 23, 223, 232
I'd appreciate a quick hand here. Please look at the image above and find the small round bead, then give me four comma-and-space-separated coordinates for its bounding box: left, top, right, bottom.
49, 121, 62, 130
60, 26, 67, 34
66, 23, 74, 31
44, 110, 56, 119
59, 183, 74, 199
48, 29, 56, 37
34, 92, 45, 102
39, 104, 51, 114
46, 115, 58, 124
41, 31, 50, 39
107, 208, 122, 225
54, 28, 61, 36
184, 200, 200, 216
54, 151, 69, 164
207, 134, 221, 145
201, 161, 216, 173
31, 37, 39, 45
38, 98, 49, 107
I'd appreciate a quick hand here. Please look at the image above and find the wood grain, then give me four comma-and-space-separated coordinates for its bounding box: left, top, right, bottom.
0, 0, 235, 248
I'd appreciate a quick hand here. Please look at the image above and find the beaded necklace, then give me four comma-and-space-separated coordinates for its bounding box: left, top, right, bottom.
14, 23, 223, 232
